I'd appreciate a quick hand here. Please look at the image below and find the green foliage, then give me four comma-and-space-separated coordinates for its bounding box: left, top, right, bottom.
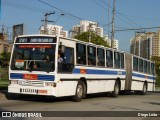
74, 32, 110, 47
151, 56, 160, 76
151, 56, 160, 87
0, 52, 11, 66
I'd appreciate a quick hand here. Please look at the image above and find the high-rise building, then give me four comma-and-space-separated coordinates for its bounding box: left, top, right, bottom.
39, 24, 68, 38
71, 20, 103, 38
130, 32, 154, 59
104, 35, 119, 49
152, 30, 160, 56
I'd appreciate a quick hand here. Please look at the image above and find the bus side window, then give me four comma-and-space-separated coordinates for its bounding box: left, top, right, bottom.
151, 63, 155, 75
114, 52, 120, 69
133, 57, 138, 71
87, 45, 96, 66
106, 50, 113, 68
76, 43, 86, 65
120, 53, 124, 69
59, 47, 74, 73
147, 62, 151, 74
97, 48, 105, 66
139, 59, 143, 73
144, 61, 147, 73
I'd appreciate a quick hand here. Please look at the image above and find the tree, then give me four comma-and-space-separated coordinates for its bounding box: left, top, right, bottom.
0, 52, 11, 66
151, 56, 160, 76
151, 56, 160, 87
74, 32, 110, 47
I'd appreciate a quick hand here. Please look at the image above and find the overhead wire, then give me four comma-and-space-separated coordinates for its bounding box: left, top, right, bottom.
100, 0, 142, 28
37, 0, 83, 21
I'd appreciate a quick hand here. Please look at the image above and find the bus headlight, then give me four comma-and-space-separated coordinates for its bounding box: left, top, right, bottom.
45, 82, 56, 87
10, 80, 18, 84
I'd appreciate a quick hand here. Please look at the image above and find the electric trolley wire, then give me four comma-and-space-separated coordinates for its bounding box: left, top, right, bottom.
100, 0, 142, 28
115, 26, 160, 32
92, 0, 140, 28
37, 0, 83, 21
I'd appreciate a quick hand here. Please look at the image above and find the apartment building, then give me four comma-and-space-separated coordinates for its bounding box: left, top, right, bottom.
152, 31, 160, 56
71, 20, 103, 38
104, 35, 119, 49
39, 24, 68, 38
130, 32, 154, 59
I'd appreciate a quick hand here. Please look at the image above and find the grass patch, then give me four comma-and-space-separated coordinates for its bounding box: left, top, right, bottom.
0, 84, 8, 90
0, 79, 9, 90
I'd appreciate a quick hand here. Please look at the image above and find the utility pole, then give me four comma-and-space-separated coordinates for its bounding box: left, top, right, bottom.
111, 0, 116, 48
41, 12, 55, 34
88, 23, 95, 43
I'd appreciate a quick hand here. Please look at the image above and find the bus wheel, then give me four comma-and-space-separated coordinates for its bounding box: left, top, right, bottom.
73, 81, 85, 102
111, 81, 120, 98
140, 83, 147, 95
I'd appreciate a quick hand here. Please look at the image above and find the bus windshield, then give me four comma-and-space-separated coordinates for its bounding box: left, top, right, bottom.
11, 44, 56, 72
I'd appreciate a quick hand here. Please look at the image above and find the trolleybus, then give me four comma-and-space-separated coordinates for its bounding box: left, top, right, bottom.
8, 34, 156, 101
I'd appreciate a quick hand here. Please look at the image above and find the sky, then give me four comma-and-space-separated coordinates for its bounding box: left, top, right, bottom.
1, 0, 160, 52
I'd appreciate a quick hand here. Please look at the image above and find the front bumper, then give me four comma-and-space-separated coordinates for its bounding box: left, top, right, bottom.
8, 85, 56, 96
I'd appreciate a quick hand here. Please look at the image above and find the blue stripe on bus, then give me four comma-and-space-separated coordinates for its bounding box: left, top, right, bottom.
132, 73, 156, 80
73, 68, 155, 80
10, 73, 23, 79
72, 68, 126, 75
10, 73, 55, 81
38, 75, 55, 81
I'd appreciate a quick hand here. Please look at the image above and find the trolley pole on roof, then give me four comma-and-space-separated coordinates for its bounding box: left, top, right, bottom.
41, 12, 55, 34
111, 0, 116, 48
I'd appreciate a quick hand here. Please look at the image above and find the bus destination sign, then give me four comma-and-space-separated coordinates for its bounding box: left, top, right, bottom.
16, 37, 57, 43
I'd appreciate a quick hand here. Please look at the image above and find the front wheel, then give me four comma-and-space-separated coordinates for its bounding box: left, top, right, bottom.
73, 81, 85, 102
111, 81, 120, 98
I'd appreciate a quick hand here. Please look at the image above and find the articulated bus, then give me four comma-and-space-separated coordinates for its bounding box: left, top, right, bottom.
8, 34, 156, 102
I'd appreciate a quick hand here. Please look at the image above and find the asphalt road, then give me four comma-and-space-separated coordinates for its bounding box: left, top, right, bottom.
0, 92, 160, 120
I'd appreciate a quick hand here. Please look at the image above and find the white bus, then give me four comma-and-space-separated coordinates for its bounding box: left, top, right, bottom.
8, 34, 156, 102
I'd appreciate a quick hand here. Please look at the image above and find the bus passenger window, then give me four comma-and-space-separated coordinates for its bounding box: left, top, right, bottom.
151, 63, 155, 75
147, 62, 150, 74
106, 50, 113, 68
87, 46, 96, 66
144, 61, 147, 73
120, 53, 124, 69
114, 52, 120, 69
58, 47, 74, 73
76, 43, 86, 65
133, 57, 138, 71
139, 59, 143, 73
97, 48, 105, 66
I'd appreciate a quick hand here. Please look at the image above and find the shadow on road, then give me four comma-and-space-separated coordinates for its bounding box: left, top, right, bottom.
1, 90, 159, 103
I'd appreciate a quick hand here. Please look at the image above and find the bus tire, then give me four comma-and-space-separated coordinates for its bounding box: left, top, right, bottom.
73, 81, 85, 102
111, 81, 120, 98
140, 83, 147, 95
